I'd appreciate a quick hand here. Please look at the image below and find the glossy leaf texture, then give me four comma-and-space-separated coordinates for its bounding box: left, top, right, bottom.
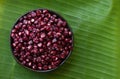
0, 0, 120, 79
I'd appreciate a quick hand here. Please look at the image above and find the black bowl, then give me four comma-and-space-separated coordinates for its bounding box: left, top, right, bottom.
10, 9, 73, 72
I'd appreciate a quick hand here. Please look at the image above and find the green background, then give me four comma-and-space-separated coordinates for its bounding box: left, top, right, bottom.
0, 0, 120, 79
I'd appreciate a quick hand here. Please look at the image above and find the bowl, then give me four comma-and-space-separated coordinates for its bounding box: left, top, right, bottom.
10, 9, 73, 72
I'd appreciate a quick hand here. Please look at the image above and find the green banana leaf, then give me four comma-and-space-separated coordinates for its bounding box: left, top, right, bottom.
0, 0, 120, 79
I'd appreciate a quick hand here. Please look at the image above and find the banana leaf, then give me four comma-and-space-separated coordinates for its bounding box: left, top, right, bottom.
0, 0, 120, 79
